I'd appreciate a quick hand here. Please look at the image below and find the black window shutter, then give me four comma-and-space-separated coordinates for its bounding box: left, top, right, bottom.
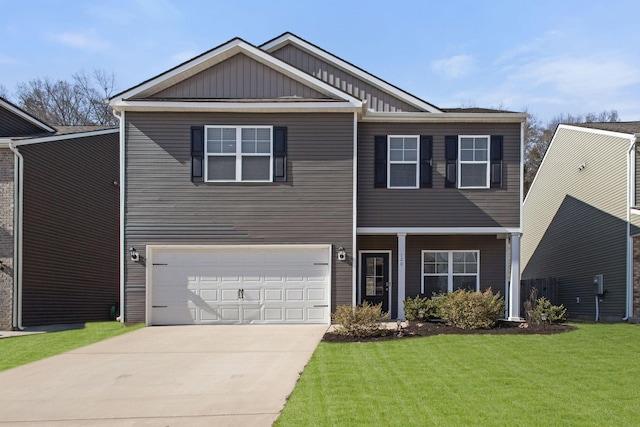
490, 135, 503, 188
420, 135, 433, 188
445, 135, 458, 188
374, 135, 387, 188
273, 126, 287, 182
191, 126, 204, 182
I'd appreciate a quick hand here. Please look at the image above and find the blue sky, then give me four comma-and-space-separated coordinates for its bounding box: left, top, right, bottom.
2, 0, 639, 122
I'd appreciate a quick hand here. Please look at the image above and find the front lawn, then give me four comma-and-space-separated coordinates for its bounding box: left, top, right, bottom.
276, 323, 640, 426
0, 322, 143, 372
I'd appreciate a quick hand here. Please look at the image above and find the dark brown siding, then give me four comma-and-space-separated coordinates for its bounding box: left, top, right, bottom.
150, 53, 331, 100
356, 234, 506, 318
358, 122, 521, 228
20, 132, 120, 326
124, 112, 354, 323
271, 44, 421, 112
0, 105, 49, 137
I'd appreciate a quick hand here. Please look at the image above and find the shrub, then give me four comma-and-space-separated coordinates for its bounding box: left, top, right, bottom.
532, 297, 567, 324
332, 302, 388, 337
404, 295, 440, 321
438, 289, 505, 329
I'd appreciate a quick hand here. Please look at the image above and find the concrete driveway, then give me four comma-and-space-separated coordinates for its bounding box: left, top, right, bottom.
0, 324, 328, 426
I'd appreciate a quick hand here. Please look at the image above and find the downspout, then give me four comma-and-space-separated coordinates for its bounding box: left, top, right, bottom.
8, 142, 24, 330
625, 135, 638, 320
352, 111, 358, 307
113, 109, 126, 323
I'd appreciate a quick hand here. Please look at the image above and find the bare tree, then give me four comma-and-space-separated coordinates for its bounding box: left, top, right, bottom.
15, 69, 118, 126
0, 84, 8, 99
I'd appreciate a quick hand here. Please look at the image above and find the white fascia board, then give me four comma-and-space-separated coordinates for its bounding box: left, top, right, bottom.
357, 227, 522, 235
261, 33, 442, 114
0, 99, 55, 133
0, 139, 12, 148
111, 39, 361, 106
558, 124, 637, 140
631, 208, 640, 216
362, 111, 528, 123
12, 128, 119, 146
110, 100, 361, 113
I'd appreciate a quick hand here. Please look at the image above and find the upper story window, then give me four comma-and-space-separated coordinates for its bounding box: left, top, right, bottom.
458, 136, 490, 188
388, 135, 419, 188
205, 126, 272, 182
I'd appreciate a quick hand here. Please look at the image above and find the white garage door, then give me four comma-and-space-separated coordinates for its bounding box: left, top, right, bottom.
147, 245, 331, 325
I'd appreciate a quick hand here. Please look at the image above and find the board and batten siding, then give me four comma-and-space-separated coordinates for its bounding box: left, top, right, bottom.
20, 133, 120, 326
270, 44, 420, 113
124, 112, 354, 323
522, 127, 629, 320
357, 122, 521, 228
149, 53, 331, 100
0, 106, 48, 137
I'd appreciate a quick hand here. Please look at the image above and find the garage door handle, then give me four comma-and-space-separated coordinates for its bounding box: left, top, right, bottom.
314, 305, 328, 308
152, 305, 168, 308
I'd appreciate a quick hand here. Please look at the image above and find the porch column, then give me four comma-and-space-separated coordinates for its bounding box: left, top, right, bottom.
508, 233, 522, 320
397, 233, 406, 320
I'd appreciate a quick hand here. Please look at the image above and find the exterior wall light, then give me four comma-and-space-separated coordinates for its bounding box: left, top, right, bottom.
129, 247, 140, 262
337, 246, 346, 261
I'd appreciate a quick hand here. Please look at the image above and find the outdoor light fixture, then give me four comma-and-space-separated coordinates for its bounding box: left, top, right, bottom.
337, 246, 346, 261
129, 247, 140, 262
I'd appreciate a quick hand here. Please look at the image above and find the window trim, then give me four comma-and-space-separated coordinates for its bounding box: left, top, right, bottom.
387, 135, 419, 189
204, 125, 273, 182
458, 135, 490, 189
421, 250, 480, 294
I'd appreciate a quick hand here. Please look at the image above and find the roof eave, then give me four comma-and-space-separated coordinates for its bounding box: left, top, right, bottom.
110, 100, 362, 113
361, 111, 527, 123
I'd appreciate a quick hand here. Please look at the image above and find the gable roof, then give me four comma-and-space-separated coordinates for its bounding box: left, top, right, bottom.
260, 32, 442, 114
109, 37, 363, 111
0, 97, 56, 135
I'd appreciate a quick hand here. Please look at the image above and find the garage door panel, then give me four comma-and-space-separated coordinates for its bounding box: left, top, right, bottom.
149, 246, 330, 325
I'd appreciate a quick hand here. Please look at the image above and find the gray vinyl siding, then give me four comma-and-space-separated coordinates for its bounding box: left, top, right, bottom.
522, 127, 629, 321
150, 53, 331, 100
20, 133, 120, 326
0, 106, 49, 137
271, 44, 420, 112
356, 234, 505, 318
124, 112, 354, 323
358, 122, 521, 228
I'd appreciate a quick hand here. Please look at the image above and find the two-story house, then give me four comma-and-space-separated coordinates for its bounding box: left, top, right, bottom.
109, 33, 525, 325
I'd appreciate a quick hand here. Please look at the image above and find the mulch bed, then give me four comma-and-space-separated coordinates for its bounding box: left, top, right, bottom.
323, 320, 575, 343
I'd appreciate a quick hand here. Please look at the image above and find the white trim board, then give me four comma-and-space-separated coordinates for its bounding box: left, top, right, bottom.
12, 128, 118, 146
357, 227, 522, 235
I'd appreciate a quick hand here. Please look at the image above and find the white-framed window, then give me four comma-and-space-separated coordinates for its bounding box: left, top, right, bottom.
458, 135, 490, 188
205, 126, 272, 182
388, 135, 419, 188
421, 250, 480, 296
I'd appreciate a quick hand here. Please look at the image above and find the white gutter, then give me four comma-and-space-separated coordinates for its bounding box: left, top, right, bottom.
113, 109, 126, 323
626, 135, 638, 320
352, 111, 358, 307
8, 142, 24, 330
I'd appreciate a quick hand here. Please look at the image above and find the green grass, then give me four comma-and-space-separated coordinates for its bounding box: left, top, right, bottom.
0, 322, 144, 372
276, 324, 640, 426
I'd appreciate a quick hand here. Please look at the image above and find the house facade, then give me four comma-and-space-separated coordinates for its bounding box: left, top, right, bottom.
0, 97, 119, 329
522, 123, 640, 322
110, 33, 525, 325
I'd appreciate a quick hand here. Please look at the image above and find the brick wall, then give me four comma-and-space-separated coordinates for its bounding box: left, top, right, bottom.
0, 148, 14, 330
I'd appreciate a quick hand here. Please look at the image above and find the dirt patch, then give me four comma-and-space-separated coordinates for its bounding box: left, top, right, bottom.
323, 321, 575, 343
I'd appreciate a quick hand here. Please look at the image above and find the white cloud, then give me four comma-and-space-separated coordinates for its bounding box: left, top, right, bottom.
48, 31, 111, 51
431, 55, 475, 79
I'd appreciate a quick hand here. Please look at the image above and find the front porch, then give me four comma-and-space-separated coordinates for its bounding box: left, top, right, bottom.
356, 229, 521, 320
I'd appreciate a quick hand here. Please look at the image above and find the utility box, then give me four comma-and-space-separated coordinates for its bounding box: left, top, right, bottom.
593, 274, 604, 296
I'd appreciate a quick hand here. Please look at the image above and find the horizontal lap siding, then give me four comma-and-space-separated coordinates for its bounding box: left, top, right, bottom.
522, 127, 628, 320
271, 44, 419, 112
20, 133, 120, 326
125, 112, 354, 323
0, 106, 47, 137
150, 54, 329, 99
358, 122, 521, 228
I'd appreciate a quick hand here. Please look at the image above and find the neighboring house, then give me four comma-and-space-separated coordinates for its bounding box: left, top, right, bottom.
109, 32, 526, 325
522, 122, 640, 322
0, 97, 119, 329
